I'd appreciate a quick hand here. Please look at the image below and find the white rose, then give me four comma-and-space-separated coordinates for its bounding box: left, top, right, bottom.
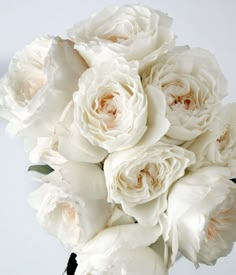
28, 161, 112, 250
142, 46, 227, 144
0, 36, 87, 138
57, 60, 169, 162
68, 4, 175, 70
74, 60, 147, 152
167, 167, 236, 266
188, 103, 236, 177
104, 143, 195, 225
75, 224, 167, 275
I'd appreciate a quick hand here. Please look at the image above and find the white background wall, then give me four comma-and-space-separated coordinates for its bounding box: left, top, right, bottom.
0, 0, 235, 274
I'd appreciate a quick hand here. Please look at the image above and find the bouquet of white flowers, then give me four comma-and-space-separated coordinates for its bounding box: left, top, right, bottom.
1, 4, 236, 275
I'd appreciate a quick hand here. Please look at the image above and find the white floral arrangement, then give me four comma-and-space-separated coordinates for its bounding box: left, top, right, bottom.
1, 4, 236, 275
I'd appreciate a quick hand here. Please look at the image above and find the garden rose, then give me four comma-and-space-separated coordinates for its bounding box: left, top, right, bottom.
142, 46, 227, 144
57, 60, 169, 162
77, 59, 169, 150
75, 224, 167, 275
29, 161, 112, 250
104, 143, 195, 225
73, 60, 147, 152
189, 103, 236, 177
0, 36, 87, 138
167, 167, 236, 265
68, 4, 175, 70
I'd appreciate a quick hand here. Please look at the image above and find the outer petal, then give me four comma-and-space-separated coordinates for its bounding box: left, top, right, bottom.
58, 161, 108, 200
167, 167, 230, 221
28, 136, 67, 168
122, 194, 167, 226
75, 224, 167, 275
57, 102, 108, 163
138, 86, 170, 146
76, 247, 168, 275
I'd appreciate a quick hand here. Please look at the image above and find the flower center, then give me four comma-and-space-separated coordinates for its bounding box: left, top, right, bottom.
28, 74, 47, 98
161, 81, 196, 110
216, 129, 230, 152
65, 205, 77, 222
169, 91, 195, 110
106, 35, 129, 43
96, 93, 119, 129
137, 163, 161, 191
206, 208, 236, 241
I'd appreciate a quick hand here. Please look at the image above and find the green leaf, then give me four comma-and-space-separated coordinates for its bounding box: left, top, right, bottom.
28, 165, 54, 175
230, 178, 236, 184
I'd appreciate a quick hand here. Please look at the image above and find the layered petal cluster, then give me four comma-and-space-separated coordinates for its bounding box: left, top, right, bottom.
142, 46, 227, 144
73, 60, 148, 152
68, 4, 175, 70
29, 161, 112, 250
0, 36, 88, 138
167, 167, 236, 265
104, 143, 195, 225
57, 60, 170, 163
189, 103, 236, 176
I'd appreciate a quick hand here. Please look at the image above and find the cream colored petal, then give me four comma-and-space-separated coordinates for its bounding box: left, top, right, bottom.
138, 86, 170, 146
